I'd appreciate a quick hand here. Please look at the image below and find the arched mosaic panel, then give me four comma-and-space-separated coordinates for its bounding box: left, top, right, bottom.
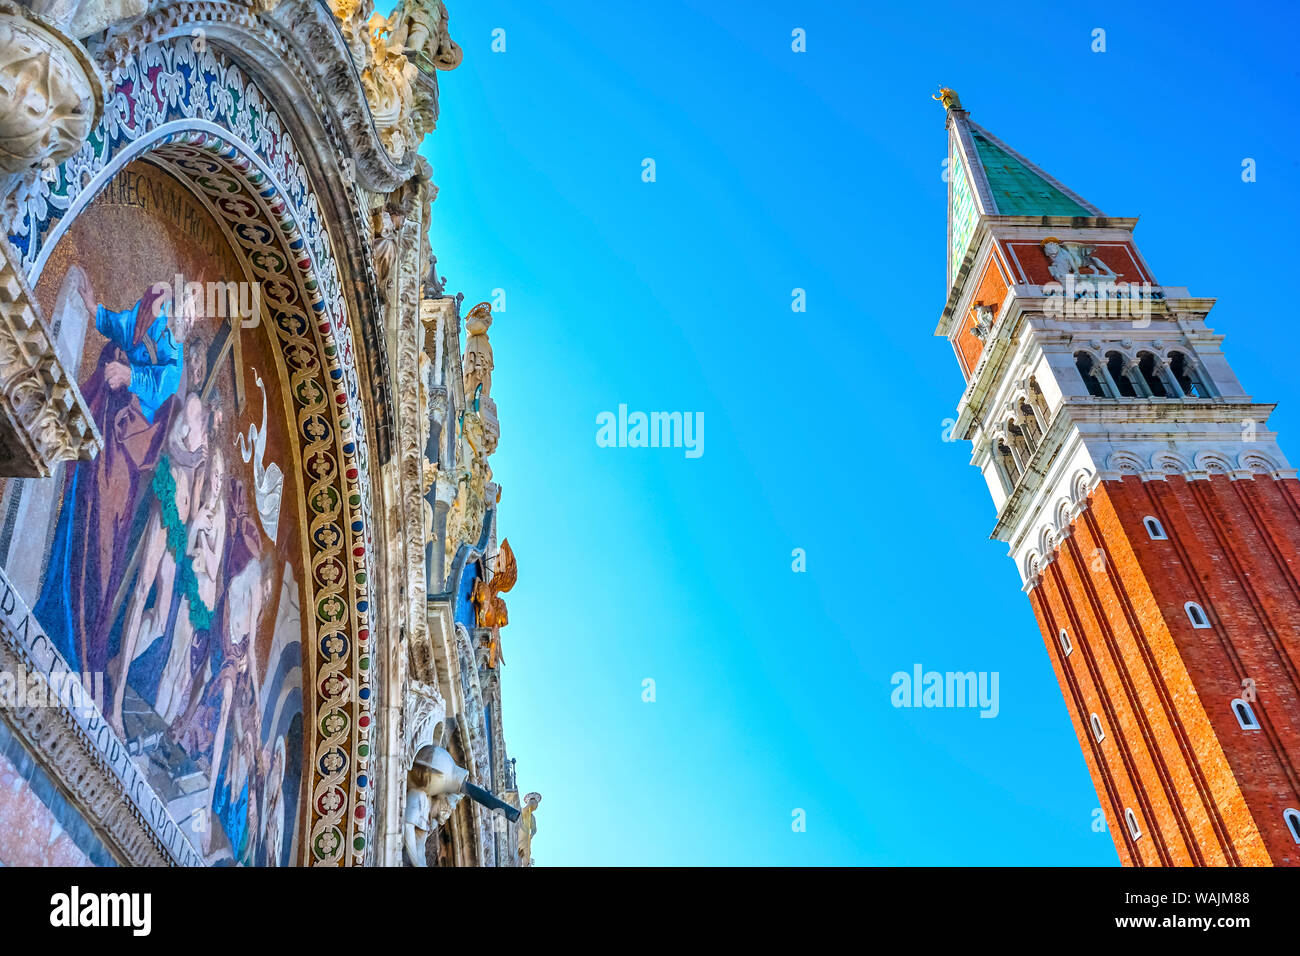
9, 38, 378, 865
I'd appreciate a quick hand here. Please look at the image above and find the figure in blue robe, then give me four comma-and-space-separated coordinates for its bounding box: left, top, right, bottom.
35, 286, 187, 676
92, 297, 185, 424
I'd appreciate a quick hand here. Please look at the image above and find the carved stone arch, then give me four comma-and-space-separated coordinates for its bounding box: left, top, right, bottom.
1239, 451, 1281, 475
1152, 451, 1193, 476
1014, 394, 1042, 445
1133, 348, 1178, 398
1024, 550, 1041, 582
1024, 378, 1050, 425
1195, 451, 1235, 476
389, 177, 437, 689
1102, 347, 1144, 398
1072, 345, 1107, 367
1004, 416, 1031, 467
1107, 450, 1146, 476
1038, 524, 1055, 557
1072, 347, 1111, 397
1054, 498, 1074, 535
1167, 347, 1216, 398
17, 37, 383, 866
990, 431, 1019, 493
1070, 468, 1095, 505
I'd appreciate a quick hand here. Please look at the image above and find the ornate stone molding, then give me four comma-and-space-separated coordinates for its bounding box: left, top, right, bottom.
402, 677, 446, 769
390, 171, 435, 683
0, 234, 99, 476
89, 0, 418, 193
0, 1, 105, 186
1101, 446, 1296, 483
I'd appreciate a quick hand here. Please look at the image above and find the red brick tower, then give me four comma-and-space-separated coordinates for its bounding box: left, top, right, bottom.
935, 89, 1300, 865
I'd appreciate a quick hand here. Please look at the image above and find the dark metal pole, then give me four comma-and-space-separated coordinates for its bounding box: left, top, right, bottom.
462, 781, 520, 822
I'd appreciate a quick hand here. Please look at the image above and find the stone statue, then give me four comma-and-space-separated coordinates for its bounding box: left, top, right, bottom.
1041, 237, 1116, 284
372, 205, 399, 281
371, 177, 420, 286
362, 12, 418, 161
402, 680, 448, 865
383, 0, 463, 71
516, 791, 541, 866
404, 745, 467, 866
463, 301, 493, 412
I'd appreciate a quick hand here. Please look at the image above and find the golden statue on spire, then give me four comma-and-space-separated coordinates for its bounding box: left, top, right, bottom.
933, 87, 962, 111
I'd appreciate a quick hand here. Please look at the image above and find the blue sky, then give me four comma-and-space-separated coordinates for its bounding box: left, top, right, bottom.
422, 0, 1300, 865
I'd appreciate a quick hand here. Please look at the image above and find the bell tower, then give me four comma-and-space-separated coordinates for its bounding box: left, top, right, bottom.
936, 89, 1300, 866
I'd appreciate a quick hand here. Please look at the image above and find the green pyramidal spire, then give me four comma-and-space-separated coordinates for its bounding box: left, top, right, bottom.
937, 88, 1102, 289
968, 128, 1095, 217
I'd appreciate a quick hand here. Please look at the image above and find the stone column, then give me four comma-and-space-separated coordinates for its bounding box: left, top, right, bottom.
430, 473, 456, 592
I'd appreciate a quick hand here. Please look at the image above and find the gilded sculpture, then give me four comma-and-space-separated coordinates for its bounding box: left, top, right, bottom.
933, 86, 962, 111
471, 538, 515, 668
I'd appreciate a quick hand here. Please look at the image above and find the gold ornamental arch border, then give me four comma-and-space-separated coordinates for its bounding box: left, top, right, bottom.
17, 39, 378, 865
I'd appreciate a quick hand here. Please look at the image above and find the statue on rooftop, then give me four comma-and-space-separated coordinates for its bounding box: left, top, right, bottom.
381, 0, 463, 71
463, 301, 494, 412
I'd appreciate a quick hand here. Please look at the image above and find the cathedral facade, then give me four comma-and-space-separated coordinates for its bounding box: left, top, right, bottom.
937, 88, 1300, 866
0, 0, 536, 866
